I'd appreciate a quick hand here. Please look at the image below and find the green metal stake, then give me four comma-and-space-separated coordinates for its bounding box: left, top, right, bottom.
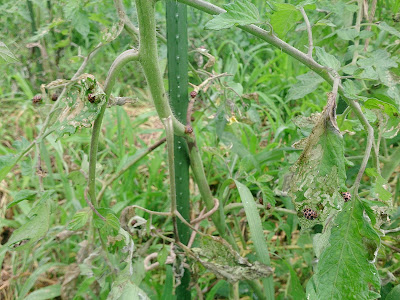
166, 1, 191, 298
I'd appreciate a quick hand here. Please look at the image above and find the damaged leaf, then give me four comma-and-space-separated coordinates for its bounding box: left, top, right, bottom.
309, 198, 381, 299
45, 74, 107, 138
190, 236, 272, 283
288, 92, 346, 229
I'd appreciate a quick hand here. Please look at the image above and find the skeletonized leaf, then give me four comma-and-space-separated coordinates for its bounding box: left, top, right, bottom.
288, 92, 346, 229
48, 74, 107, 138
312, 199, 381, 299
205, 0, 260, 30
0, 42, 19, 64
269, 3, 302, 37
190, 235, 272, 283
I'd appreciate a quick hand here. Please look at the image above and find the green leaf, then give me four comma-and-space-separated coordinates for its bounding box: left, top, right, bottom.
365, 168, 392, 203
205, 0, 260, 30
234, 180, 274, 297
313, 199, 380, 299
386, 285, 400, 300
282, 260, 306, 300
18, 263, 63, 300
0, 42, 19, 64
287, 71, 324, 100
68, 208, 91, 231
64, 1, 90, 38
108, 265, 150, 300
24, 284, 61, 300
288, 93, 346, 229
157, 245, 169, 266
315, 47, 341, 71
105, 213, 120, 231
364, 97, 399, 117
336, 28, 359, 40
161, 265, 174, 300
7, 190, 37, 208
357, 50, 398, 86
269, 3, 302, 37
6, 197, 51, 251
378, 22, 400, 38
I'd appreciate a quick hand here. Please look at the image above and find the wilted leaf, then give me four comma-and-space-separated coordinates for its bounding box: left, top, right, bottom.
205, 0, 260, 30
288, 92, 346, 229
312, 199, 381, 299
287, 72, 324, 101
269, 2, 302, 37
0, 42, 19, 64
61, 263, 80, 300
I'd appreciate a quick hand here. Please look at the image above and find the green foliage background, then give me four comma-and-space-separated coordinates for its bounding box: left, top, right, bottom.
0, 0, 400, 299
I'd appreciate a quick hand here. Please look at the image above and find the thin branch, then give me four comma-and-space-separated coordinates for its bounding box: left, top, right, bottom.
382, 227, 400, 235
351, 0, 363, 65
114, 0, 139, 40
382, 241, 400, 253
188, 207, 206, 248
88, 49, 139, 206
352, 101, 374, 194
84, 187, 105, 221
96, 138, 166, 203
224, 203, 297, 215
126, 205, 171, 217
165, 116, 179, 242
190, 198, 219, 224
300, 7, 313, 58
363, 0, 378, 51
